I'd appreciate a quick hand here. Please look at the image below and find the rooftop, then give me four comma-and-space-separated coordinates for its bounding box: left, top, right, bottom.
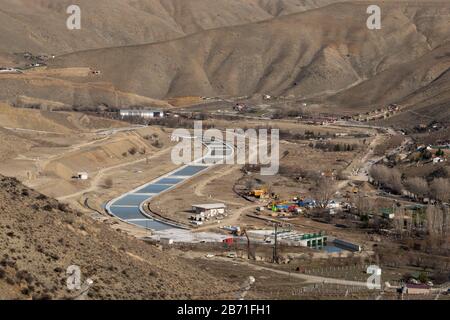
406, 283, 430, 289
192, 203, 226, 210
119, 109, 163, 113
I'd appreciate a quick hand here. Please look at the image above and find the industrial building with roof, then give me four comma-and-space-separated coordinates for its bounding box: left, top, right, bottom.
119, 109, 165, 119
191, 203, 227, 221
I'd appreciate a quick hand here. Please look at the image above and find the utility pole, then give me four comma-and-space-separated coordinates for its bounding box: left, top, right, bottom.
273, 223, 278, 263
243, 229, 251, 260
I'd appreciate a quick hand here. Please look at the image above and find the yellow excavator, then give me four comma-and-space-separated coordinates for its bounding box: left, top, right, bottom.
248, 187, 269, 199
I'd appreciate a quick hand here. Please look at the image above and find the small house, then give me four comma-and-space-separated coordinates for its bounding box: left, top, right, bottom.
223, 237, 234, 244
191, 203, 226, 219
77, 172, 89, 180
405, 283, 431, 295
321, 169, 337, 180
119, 109, 165, 119
233, 103, 247, 112
297, 199, 316, 208
327, 200, 341, 209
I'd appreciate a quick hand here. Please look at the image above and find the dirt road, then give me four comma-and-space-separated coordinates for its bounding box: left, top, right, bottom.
210, 256, 370, 287
57, 147, 172, 201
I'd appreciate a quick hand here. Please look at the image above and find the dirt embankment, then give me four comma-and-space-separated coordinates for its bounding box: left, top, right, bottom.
0, 175, 238, 299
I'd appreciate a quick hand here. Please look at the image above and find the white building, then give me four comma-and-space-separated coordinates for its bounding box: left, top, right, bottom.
247, 230, 327, 248
119, 109, 165, 119
433, 157, 444, 164
191, 203, 226, 221
327, 200, 341, 209
77, 172, 89, 180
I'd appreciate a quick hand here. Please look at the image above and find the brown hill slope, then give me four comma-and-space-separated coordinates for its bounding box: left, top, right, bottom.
376, 63, 450, 128
0, 102, 103, 162
0, 175, 236, 299
0, 0, 343, 55
0, 102, 125, 133
328, 43, 450, 110
49, 1, 450, 103
0, 72, 171, 109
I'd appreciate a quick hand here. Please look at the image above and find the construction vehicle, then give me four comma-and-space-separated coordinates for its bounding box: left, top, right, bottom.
297, 199, 317, 208
248, 187, 269, 199
288, 205, 302, 214
268, 200, 299, 213
267, 200, 279, 210
275, 204, 290, 211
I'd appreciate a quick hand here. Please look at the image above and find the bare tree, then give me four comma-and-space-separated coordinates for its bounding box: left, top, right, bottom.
314, 177, 335, 208
442, 205, 449, 251
404, 177, 429, 199
393, 206, 405, 238
430, 178, 450, 202
128, 147, 137, 155
424, 204, 450, 254
104, 177, 113, 189
388, 168, 403, 194
369, 165, 403, 194
353, 195, 373, 217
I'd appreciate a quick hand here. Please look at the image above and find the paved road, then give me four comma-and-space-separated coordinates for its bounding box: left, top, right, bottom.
105, 136, 234, 230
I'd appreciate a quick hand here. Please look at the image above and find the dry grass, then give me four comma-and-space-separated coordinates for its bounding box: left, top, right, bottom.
0, 175, 239, 299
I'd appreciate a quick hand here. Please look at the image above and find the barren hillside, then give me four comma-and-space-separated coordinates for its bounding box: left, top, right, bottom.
0, 175, 237, 299
0, 0, 450, 120
0, 0, 344, 55
0, 102, 126, 163
0, 102, 124, 133
328, 42, 450, 110
1, 1, 449, 120
46, 1, 449, 108
0, 71, 171, 109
